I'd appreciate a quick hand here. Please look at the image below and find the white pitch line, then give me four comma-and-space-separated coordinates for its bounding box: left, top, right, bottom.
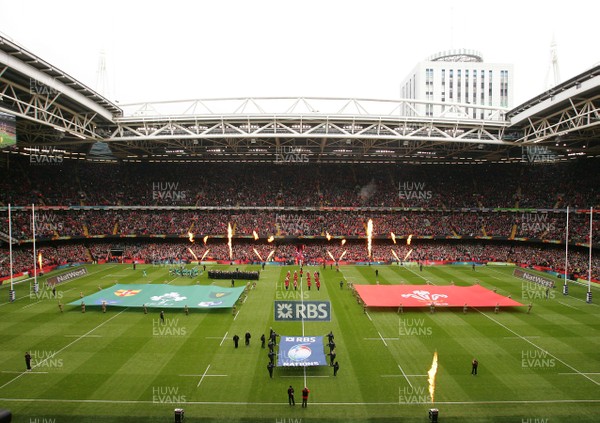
558, 300, 581, 310
569, 296, 600, 307
0, 308, 127, 391
197, 364, 211, 388
280, 375, 330, 378
381, 374, 427, 378
403, 265, 436, 285
233, 311, 240, 321
503, 336, 540, 339
475, 308, 600, 387
377, 331, 388, 347
1, 371, 48, 374
0, 265, 117, 306
21, 300, 43, 309
219, 331, 229, 347
364, 337, 399, 341
165, 276, 180, 285
559, 372, 600, 375
64, 335, 102, 338
365, 311, 372, 321
180, 374, 227, 377
0, 397, 599, 406
397, 364, 413, 389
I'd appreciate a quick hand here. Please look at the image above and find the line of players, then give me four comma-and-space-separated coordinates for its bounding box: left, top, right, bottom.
284, 269, 321, 291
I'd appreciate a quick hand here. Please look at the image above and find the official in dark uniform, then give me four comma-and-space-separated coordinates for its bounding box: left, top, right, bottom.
287, 386, 295, 405
261, 334, 266, 348
233, 334, 240, 348
267, 362, 274, 378
333, 361, 339, 376
25, 351, 32, 371
245, 331, 251, 346
270, 329, 278, 346
268, 350, 275, 364
329, 349, 337, 366
471, 358, 478, 375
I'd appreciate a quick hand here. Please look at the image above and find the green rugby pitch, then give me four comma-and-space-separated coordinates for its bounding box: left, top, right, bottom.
0, 263, 599, 422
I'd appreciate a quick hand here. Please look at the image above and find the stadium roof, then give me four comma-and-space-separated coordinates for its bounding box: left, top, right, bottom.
1, 34, 599, 164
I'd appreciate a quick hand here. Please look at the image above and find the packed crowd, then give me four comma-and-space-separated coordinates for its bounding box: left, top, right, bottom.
1, 159, 598, 209
1, 158, 597, 282
2, 209, 597, 245
1, 241, 597, 281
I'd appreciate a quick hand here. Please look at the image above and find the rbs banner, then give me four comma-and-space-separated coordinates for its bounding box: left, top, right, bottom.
274, 301, 331, 322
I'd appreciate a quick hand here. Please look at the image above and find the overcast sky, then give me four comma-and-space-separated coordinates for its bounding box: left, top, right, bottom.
1, 0, 598, 108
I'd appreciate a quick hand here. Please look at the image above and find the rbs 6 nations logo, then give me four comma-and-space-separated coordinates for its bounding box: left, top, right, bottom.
274, 301, 331, 322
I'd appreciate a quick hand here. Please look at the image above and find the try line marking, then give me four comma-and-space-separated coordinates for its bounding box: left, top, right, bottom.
0, 265, 118, 306
21, 300, 43, 309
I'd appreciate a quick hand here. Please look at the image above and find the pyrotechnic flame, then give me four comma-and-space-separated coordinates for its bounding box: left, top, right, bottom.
253, 230, 259, 240
406, 234, 412, 246
203, 235, 209, 245
428, 351, 439, 403
266, 250, 275, 261
267, 235, 275, 243
326, 250, 336, 261
403, 249, 413, 261
187, 232, 195, 243
338, 250, 347, 261
366, 219, 373, 260
391, 249, 400, 261
341, 239, 346, 246
390, 232, 396, 244
38, 252, 43, 270
227, 222, 233, 260
253, 248, 264, 262
200, 249, 210, 261
187, 248, 198, 261
326, 232, 332, 241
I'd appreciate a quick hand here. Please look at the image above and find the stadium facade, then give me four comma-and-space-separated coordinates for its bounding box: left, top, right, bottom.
400, 49, 513, 118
